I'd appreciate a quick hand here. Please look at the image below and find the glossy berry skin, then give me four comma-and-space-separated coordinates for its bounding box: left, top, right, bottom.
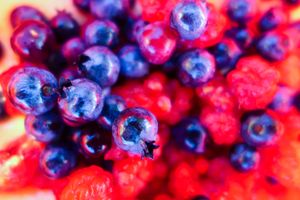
112, 107, 158, 158
256, 31, 290, 61
40, 144, 77, 178
0, 86, 6, 118
225, 26, 253, 49
10, 5, 47, 28
126, 18, 147, 43
230, 143, 259, 172
7, 67, 58, 115
58, 67, 81, 87
73, 0, 90, 12
82, 19, 119, 47
212, 39, 242, 74
226, 0, 256, 23
76, 125, 112, 158
90, 0, 128, 19
98, 95, 126, 130
11, 20, 55, 62
241, 110, 282, 147
269, 86, 295, 112
137, 22, 177, 65
58, 78, 104, 126
170, 0, 208, 40
45, 51, 67, 75
293, 92, 300, 111
178, 49, 216, 87
172, 117, 208, 154
25, 110, 64, 143
118, 45, 149, 78
78, 46, 120, 88
259, 7, 287, 32
62, 37, 85, 65
50, 11, 79, 43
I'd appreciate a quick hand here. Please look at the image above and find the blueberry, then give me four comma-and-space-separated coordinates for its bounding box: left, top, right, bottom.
170, 0, 207, 40
78, 46, 120, 87
269, 86, 295, 112
73, 0, 90, 12
230, 143, 259, 172
11, 20, 55, 62
178, 49, 215, 87
61, 37, 86, 65
90, 0, 128, 19
50, 11, 79, 43
293, 92, 300, 111
45, 51, 67, 75
76, 124, 112, 158
126, 18, 147, 43
58, 78, 103, 126
112, 107, 158, 158
259, 7, 287, 32
25, 110, 64, 142
40, 144, 77, 178
225, 26, 253, 49
58, 67, 81, 87
241, 110, 282, 147
172, 117, 208, 154
118, 45, 149, 78
256, 31, 290, 61
7, 67, 58, 115
211, 39, 242, 74
82, 19, 119, 47
10, 5, 47, 28
226, 0, 256, 23
98, 95, 126, 130
191, 195, 210, 200
0, 86, 7, 119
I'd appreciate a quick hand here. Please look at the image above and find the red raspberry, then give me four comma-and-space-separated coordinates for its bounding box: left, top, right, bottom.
113, 157, 153, 198
180, 4, 228, 49
60, 165, 115, 200
227, 56, 280, 110
200, 107, 239, 145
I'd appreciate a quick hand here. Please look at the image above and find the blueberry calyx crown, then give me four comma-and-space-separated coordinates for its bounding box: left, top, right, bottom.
142, 141, 159, 159
59, 79, 73, 99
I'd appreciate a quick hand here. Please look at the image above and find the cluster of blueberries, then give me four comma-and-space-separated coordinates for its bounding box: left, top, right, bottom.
0, 0, 298, 178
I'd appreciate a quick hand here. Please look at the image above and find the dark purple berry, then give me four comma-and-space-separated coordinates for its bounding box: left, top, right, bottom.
78, 46, 120, 87
0, 86, 7, 119
259, 7, 287, 32
45, 51, 67, 75
90, 0, 128, 19
226, 0, 256, 23
73, 0, 90, 12
269, 86, 295, 112
50, 11, 79, 43
58, 67, 81, 87
10, 20, 55, 62
61, 37, 85, 65
112, 107, 158, 158
7, 67, 58, 115
225, 26, 253, 49
126, 18, 147, 43
10, 5, 47, 28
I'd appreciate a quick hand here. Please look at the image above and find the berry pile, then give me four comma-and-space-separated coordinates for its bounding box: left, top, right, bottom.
0, 0, 300, 199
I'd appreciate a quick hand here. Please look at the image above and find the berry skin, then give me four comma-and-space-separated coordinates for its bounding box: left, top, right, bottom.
60, 165, 115, 200
178, 49, 216, 87
118, 45, 150, 78
82, 19, 119, 47
78, 46, 120, 88
50, 11, 79, 43
172, 117, 208, 154
11, 20, 55, 62
39, 144, 77, 178
126, 18, 147, 43
58, 67, 81, 87
191, 195, 210, 200
137, 22, 177, 64
0, 86, 7, 119
241, 110, 283, 147
25, 110, 64, 143
61, 37, 86, 65
89, 0, 128, 19
293, 92, 300, 111
73, 0, 90, 12
170, 0, 208, 40
227, 56, 280, 110
259, 7, 288, 32
58, 78, 104, 126
10, 5, 47, 28
7, 67, 58, 115
45, 51, 67, 75
256, 31, 290, 62
226, 0, 257, 23
98, 95, 127, 130
225, 26, 253, 49
211, 38, 242, 74
112, 107, 159, 158
269, 86, 295, 113
230, 143, 259, 172
76, 124, 112, 158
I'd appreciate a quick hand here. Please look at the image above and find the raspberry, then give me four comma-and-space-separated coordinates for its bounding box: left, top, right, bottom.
60, 165, 115, 200
227, 56, 280, 110
113, 157, 153, 198
200, 107, 239, 145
